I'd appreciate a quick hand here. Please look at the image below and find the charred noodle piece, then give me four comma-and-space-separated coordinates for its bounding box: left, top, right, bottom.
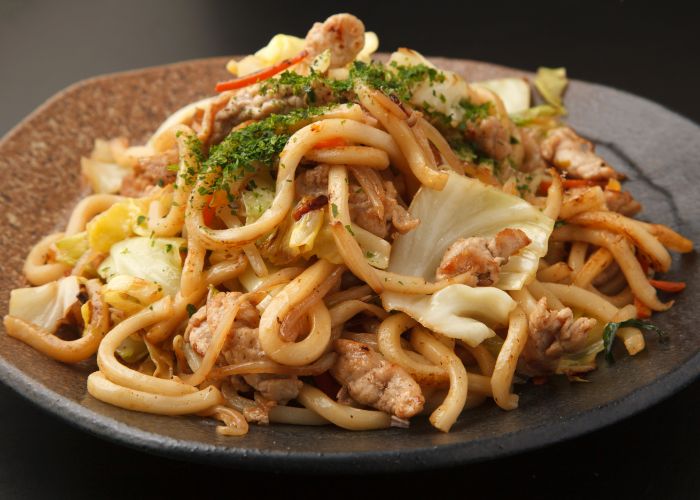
87, 371, 222, 416
490, 306, 528, 410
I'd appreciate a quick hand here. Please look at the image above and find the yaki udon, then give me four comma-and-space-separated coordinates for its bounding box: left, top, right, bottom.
4, 13, 693, 435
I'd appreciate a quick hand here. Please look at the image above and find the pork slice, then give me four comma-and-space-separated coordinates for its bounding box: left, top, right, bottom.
519, 297, 596, 376
435, 228, 531, 284
465, 115, 512, 161
119, 149, 178, 197
604, 189, 642, 216
541, 127, 621, 180
330, 339, 424, 418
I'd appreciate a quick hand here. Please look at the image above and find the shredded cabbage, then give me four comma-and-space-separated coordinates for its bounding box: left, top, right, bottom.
388, 172, 554, 291
81, 139, 132, 194
241, 171, 276, 224
512, 67, 568, 125
472, 78, 531, 115
534, 67, 568, 109
556, 339, 604, 375
115, 334, 149, 364
289, 209, 325, 253
380, 173, 552, 345
54, 231, 89, 266
8, 276, 81, 332
98, 237, 184, 296
511, 104, 562, 126
382, 285, 516, 346
81, 157, 131, 194
356, 32, 379, 63
389, 49, 474, 121
102, 275, 164, 316
86, 200, 146, 253
232, 31, 379, 76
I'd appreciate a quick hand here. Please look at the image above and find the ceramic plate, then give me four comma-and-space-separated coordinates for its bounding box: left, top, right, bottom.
0, 57, 698, 473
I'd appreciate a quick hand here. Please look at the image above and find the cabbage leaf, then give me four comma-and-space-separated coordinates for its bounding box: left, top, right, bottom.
472, 78, 531, 115
8, 276, 81, 332
387, 172, 554, 291
102, 275, 165, 316
382, 285, 516, 346
98, 237, 184, 296
389, 49, 475, 123
115, 334, 149, 364
534, 67, 568, 109
381, 173, 553, 345
54, 232, 89, 266
86, 200, 147, 253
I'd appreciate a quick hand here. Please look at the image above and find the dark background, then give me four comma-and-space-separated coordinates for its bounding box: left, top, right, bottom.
1, 0, 699, 498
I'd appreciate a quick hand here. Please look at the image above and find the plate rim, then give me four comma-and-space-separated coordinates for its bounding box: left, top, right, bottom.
1, 56, 699, 473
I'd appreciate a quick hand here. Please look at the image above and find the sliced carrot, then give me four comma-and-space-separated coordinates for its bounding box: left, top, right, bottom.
201, 191, 228, 227
202, 205, 216, 227
649, 279, 686, 293
312, 137, 349, 149
634, 297, 652, 319
215, 50, 309, 92
209, 190, 229, 209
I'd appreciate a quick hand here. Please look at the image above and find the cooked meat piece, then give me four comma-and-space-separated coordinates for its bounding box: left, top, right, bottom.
519, 127, 547, 173
304, 13, 365, 68
187, 306, 211, 358
296, 164, 329, 198
490, 228, 532, 259
251, 376, 302, 403
210, 86, 306, 144
185, 292, 301, 403
465, 115, 512, 161
435, 228, 531, 284
221, 324, 302, 403
187, 291, 254, 358
604, 189, 642, 216
119, 149, 178, 197
540, 127, 620, 180
519, 297, 597, 376
348, 186, 388, 237
330, 339, 424, 418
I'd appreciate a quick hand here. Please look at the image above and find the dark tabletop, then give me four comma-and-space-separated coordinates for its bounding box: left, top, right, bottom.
1, 1, 698, 498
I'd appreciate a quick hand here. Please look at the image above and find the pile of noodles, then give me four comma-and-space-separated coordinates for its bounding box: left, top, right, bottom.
4, 23, 692, 436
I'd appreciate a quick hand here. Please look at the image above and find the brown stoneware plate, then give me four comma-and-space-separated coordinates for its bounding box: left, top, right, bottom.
0, 57, 698, 473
